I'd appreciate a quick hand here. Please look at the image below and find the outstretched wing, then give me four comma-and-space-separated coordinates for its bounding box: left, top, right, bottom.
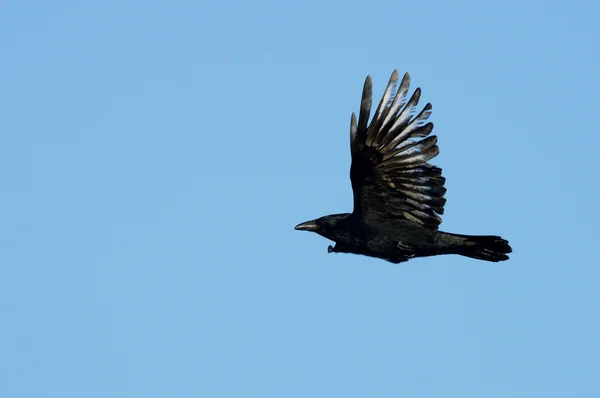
349, 70, 447, 230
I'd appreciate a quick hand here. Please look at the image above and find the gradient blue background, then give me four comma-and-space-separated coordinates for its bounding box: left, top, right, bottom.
2, 0, 599, 396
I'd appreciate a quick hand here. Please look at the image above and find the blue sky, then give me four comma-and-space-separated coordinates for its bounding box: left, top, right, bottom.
2, 0, 599, 396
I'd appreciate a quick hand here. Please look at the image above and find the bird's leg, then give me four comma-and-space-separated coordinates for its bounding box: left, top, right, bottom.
396, 241, 417, 261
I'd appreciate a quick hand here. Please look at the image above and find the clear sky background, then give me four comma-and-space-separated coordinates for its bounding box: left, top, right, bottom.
2, 0, 599, 397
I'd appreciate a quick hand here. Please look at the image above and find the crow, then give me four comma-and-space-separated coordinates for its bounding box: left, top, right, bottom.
295, 70, 512, 263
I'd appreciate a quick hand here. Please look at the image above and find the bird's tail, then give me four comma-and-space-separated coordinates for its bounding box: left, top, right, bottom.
440, 233, 512, 262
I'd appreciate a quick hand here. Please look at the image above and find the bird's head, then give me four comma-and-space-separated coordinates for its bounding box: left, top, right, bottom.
294, 214, 348, 240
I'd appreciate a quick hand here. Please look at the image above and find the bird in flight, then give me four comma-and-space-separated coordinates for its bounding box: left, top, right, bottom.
295, 70, 512, 263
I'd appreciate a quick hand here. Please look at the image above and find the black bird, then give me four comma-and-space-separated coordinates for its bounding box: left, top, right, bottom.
295, 70, 512, 263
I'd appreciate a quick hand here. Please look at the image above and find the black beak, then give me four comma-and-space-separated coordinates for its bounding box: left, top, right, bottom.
294, 220, 318, 231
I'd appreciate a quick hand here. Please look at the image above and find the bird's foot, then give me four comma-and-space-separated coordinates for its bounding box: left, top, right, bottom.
397, 241, 415, 251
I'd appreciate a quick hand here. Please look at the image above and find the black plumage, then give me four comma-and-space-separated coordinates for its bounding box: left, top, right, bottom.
295, 70, 512, 263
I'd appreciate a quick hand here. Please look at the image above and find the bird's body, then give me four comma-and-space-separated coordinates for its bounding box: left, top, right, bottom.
324, 215, 434, 263
295, 70, 512, 263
